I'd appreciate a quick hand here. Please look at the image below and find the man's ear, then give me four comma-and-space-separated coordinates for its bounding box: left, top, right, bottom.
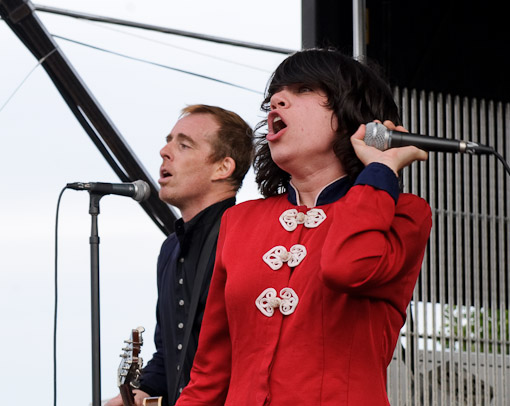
212, 157, 236, 181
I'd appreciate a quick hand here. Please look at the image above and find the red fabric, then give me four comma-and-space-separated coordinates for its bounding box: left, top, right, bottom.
176, 185, 432, 405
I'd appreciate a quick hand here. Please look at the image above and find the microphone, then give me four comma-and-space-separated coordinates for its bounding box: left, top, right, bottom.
66, 180, 151, 202
364, 122, 493, 154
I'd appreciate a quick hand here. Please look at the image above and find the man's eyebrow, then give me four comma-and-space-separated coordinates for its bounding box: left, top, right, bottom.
165, 133, 198, 147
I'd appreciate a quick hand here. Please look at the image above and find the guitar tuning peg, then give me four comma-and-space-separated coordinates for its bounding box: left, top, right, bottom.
136, 326, 145, 333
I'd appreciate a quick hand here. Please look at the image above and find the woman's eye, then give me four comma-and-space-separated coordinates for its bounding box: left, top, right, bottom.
298, 85, 312, 93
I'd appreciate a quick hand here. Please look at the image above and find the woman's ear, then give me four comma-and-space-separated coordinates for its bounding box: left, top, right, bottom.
212, 157, 236, 181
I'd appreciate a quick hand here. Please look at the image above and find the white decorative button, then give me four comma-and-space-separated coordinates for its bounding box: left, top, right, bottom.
263, 244, 307, 270
279, 208, 327, 231
255, 287, 299, 317
279, 288, 299, 315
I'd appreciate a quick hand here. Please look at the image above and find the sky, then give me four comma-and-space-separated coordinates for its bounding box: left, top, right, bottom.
0, 1, 300, 405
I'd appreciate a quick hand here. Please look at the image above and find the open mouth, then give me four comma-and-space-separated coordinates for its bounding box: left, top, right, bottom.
272, 116, 287, 134
160, 168, 172, 178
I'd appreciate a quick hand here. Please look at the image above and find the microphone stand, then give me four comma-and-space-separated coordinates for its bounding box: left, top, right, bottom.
89, 192, 104, 406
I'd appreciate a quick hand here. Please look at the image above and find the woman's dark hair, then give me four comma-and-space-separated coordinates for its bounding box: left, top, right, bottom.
254, 48, 401, 197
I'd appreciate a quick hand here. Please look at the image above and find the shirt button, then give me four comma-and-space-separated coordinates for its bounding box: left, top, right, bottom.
179, 278, 184, 285
179, 300, 184, 306
177, 343, 183, 350
177, 365, 180, 370
179, 388, 183, 393
178, 322, 184, 329
179, 257, 184, 263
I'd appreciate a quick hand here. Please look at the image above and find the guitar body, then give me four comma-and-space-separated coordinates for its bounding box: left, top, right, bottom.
143, 397, 163, 406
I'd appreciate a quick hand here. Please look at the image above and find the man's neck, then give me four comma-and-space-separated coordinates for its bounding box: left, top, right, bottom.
180, 190, 235, 223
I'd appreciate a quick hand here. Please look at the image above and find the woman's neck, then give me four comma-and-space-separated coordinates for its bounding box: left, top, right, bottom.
290, 165, 346, 208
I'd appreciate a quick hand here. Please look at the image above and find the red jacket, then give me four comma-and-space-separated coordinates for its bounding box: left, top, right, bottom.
176, 180, 431, 405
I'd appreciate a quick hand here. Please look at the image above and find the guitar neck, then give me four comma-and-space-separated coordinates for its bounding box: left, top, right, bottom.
117, 327, 145, 406
120, 383, 136, 406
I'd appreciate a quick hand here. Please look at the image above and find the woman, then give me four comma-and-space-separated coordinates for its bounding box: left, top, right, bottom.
175, 48, 432, 405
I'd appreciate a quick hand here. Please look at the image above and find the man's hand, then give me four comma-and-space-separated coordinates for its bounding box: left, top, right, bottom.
105, 389, 150, 406
351, 120, 428, 176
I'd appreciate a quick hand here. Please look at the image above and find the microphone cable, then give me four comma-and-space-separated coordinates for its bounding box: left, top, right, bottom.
53, 186, 68, 406
491, 148, 510, 176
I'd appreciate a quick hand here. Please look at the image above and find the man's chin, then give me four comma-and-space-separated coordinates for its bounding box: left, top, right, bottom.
159, 189, 175, 205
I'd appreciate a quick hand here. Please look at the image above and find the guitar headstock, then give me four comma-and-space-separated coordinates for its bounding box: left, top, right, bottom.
118, 326, 145, 390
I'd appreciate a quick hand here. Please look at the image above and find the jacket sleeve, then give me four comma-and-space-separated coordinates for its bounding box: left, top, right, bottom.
320, 165, 432, 312
175, 213, 232, 405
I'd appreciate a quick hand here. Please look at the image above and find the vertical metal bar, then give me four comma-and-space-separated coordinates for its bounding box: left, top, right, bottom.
301, 0, 317, 49
401, 87, 411, 406
411, 88, 425, 406
352, 0, 366, 61
424, 89, 437, 406
462, 95, 475, 406
444, 94, 457, 406
471, 97, 483, 406
493, 100, 500, 403
413, 91, 430, 405
453, 95, 465, 405
432, 92, 446, 406
504, 102, 510, 405
496, 100, 506, 406
502, 102, 510, 406
479, 99, 492, 405
402, 305, 410, 406
488, 101, 499, 404
411, 88, 422, 406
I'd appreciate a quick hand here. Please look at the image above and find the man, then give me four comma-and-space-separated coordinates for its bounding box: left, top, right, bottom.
106, 104, 253, 406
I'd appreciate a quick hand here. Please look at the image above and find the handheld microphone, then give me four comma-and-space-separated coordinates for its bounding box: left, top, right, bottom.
66, 180, 151, 202
364, 122, 493, 155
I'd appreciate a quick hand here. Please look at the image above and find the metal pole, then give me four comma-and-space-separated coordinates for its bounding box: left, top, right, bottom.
89, 193, 103, 406
352, 0, 366, 62
33, 4, 295, 55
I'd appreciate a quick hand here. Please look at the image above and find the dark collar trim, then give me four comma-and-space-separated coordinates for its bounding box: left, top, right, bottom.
287, 176, 352, 207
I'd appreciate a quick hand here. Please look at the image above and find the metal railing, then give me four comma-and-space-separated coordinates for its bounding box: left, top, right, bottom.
387, 88, 510, 405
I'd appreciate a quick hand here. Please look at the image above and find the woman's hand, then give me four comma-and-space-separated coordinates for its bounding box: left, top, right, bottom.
350, 120, 428, 176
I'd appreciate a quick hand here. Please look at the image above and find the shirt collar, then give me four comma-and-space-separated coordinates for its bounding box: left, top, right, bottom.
287, 176, 352, 207
175, 197, 235, 253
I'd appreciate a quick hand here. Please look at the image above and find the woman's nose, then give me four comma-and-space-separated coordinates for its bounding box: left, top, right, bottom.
270, 90, 289, 110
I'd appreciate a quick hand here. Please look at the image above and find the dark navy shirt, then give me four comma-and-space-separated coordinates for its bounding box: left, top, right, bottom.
139, 197, 235, 404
